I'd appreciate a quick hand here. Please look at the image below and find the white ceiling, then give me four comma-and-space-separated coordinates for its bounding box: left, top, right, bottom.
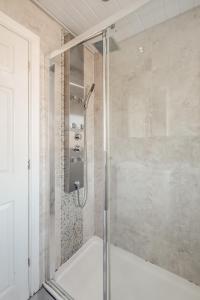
113, 0, 200, 42
32, 0, 200, 41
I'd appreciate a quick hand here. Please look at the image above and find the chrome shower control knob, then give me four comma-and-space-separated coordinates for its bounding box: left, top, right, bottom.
75, 133, 82, 140
73, 145, 80, 152
71, 157, 76, 163
74, 181, 80, 189
72, 122, 77, 129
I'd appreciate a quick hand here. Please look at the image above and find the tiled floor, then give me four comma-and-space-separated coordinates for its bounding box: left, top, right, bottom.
30, 288, 55, 300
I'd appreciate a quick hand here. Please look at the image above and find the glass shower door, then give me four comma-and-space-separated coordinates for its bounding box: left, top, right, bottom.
108, 1, 200, 300
48, 34, 105, 300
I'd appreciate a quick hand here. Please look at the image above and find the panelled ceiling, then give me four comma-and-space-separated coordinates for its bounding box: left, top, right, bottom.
32, 0, 200, 41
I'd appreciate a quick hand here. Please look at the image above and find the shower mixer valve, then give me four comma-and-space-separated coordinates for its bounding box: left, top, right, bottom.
73, 145, 80, 152
74, 180, 80, 189
74, 133, 82, 140
71, 122, 77, 129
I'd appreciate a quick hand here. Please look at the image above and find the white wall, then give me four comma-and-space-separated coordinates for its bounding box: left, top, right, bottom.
0, 0, 64, 284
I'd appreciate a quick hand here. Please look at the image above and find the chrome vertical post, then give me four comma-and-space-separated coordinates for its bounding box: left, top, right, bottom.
103, 28, 111, 300
47, 62, 56, 281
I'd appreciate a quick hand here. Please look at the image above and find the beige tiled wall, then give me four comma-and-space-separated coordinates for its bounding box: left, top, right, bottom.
110, 7, 200, 285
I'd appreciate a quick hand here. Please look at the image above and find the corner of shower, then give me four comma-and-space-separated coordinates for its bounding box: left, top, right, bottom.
45, 28, 111, 300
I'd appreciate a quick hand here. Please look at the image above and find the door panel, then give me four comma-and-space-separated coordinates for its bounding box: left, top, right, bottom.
0, 41, 13, 73
0, 87, 13, 172
0, 202, 14, 294
0, 24, 29, 300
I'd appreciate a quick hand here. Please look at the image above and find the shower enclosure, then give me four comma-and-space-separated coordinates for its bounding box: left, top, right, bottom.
46, 1, 200, 299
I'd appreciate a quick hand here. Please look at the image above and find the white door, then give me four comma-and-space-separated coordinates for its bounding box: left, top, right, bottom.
0, 24, 29, 300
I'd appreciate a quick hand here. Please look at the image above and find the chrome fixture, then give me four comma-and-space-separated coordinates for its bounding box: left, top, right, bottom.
93, 37, 119, 54
64, 43, 95, 208
83, 83, 95, 109
74, 133, 82, 140
64, 44, 85, 194
73, 145, 80, 152
74, 83, 95, 208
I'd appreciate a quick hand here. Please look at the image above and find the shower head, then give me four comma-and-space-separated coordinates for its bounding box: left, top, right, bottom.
83, 83, 95, 109
93, 37, 119, 55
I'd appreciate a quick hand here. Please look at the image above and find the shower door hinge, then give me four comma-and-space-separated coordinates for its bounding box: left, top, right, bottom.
28, 159, 30, 170
28, 258, 31, 267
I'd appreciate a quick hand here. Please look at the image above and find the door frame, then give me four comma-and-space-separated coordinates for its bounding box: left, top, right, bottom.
0, 11, 40, 296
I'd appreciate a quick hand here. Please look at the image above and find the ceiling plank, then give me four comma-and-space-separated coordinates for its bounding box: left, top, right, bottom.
33, 0, 200, 44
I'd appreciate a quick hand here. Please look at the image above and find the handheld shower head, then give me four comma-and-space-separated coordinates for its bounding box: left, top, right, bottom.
83, 83, 95, 109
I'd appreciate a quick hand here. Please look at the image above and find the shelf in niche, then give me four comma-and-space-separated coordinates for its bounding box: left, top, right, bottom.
70, 81, 84, 89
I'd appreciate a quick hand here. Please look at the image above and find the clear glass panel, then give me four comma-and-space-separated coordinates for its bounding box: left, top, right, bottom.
48, 34, 105, 299
109, 1, 200, 299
